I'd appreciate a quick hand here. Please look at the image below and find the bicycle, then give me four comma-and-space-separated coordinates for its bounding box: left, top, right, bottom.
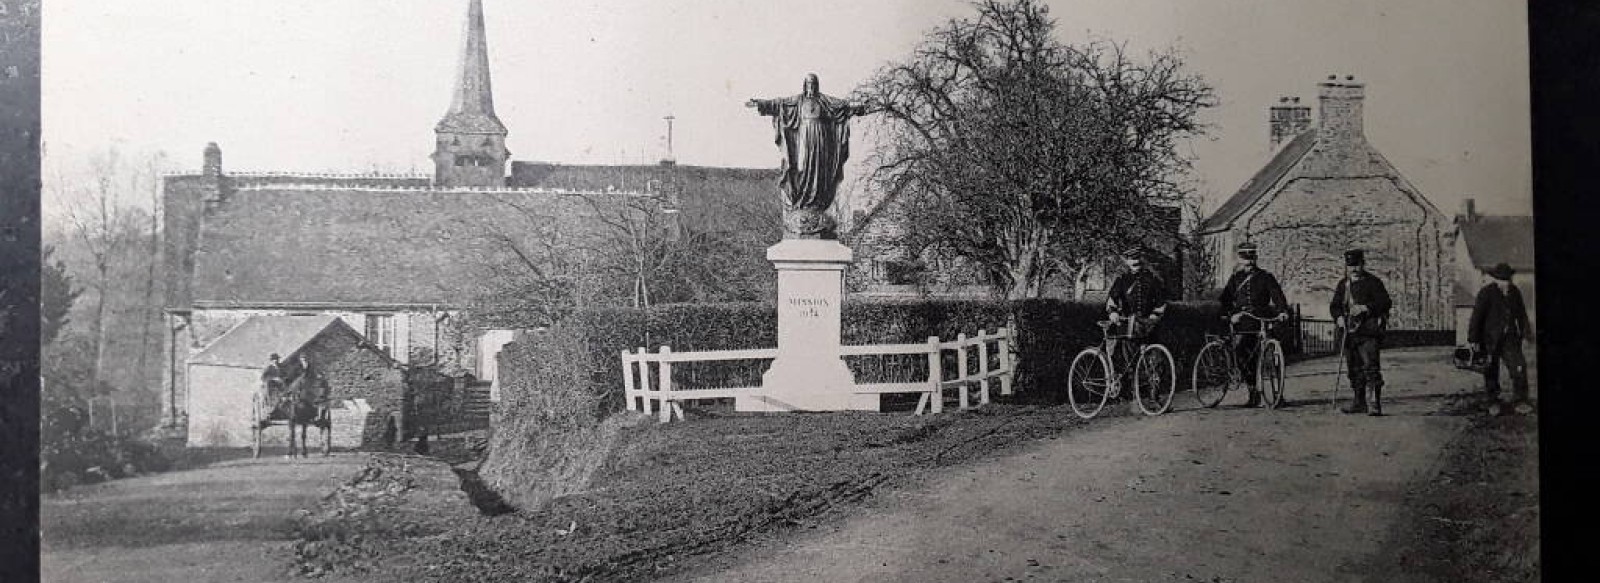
1191, 312, 1287, 409
1067, 317, 1177, 419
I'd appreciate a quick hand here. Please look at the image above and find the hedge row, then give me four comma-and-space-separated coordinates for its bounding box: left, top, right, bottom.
494, 299, 1227, 415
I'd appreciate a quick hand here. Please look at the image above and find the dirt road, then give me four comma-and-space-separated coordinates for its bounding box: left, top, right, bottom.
678, 348, 1498, 583
41, 454, 369, 583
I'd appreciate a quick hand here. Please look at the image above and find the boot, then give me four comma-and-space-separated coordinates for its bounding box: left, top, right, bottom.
1367, 385, 1383, 416
1341, 385, 1368, 414
1242, 384, 1261, 408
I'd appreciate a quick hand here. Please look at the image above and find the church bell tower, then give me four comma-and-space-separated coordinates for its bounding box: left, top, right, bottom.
432, 0, 509, 188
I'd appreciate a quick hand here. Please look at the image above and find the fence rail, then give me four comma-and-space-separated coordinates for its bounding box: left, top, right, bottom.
622, 328, 1014, 422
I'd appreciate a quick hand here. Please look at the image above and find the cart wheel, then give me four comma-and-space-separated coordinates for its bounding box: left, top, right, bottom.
251, 399, 262, 459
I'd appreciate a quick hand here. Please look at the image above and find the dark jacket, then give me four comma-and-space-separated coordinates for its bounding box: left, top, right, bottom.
1468, 282, 1531, 347
1330, 271, 1392, 337
1108, 270, 1171, 318
1219, 268, 1289, 318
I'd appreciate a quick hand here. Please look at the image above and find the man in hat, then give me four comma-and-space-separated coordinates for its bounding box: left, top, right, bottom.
1106, 246, 1172, 357
1330, 249, 1393, 415
261, 353, 285, 392
1218, 241, 1290, 407
1468, 262, 1533, 415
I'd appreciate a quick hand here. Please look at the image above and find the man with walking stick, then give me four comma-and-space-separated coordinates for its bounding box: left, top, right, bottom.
1217, 241, 1289, 407
1330, 249, 1392, 415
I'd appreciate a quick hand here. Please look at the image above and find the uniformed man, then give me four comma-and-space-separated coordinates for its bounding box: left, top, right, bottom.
1330, 249, 1393, 415
1106, 247, 1172, 358
1217, 241, 1290, 407
1468, 262, 1533, 415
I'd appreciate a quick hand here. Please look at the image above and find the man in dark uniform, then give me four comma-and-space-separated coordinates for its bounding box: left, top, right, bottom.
1330, 249, 1393, 415
1106, 247, 1172, 359
1468, 262, 1533, 415
1217, 241, 1290, 407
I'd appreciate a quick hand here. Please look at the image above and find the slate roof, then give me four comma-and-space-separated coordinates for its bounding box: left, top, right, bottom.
510, 161, 782, 236
1458, 216, 1535, 272
189, 315, 354, 368
1199, 130, 1319, 234
179, 161, 782, 308
189, 186, 603, 306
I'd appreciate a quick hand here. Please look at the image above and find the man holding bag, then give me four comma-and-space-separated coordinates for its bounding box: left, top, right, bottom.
1468, 262, 1533, 415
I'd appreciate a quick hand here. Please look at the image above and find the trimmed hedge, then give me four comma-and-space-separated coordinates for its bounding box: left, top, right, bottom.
494, 298, 1226, 415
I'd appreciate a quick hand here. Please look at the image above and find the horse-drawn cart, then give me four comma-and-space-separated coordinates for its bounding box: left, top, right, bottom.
251, 373, 333, 458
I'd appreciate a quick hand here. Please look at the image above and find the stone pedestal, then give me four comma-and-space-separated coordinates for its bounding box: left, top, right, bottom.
736, 239, 877, 412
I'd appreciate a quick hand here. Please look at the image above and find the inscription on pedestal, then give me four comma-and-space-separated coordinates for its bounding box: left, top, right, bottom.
788, 297, 830, 318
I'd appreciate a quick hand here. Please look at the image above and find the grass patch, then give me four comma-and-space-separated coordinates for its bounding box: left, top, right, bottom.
293, 404, 1093, 581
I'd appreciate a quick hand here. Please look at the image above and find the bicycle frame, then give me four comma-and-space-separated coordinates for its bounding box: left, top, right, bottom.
1202, 313, 1282, 384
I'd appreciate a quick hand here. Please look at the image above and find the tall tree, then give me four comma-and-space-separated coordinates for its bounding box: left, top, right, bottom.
63, 148, 135, 387
858, 0, 1215, 299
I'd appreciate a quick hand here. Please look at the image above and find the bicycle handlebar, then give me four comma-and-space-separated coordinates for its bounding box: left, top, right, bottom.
1228, 312, 1288, 322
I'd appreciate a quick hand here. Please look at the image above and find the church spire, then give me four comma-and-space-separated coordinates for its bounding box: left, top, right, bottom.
432, 0, 509, 187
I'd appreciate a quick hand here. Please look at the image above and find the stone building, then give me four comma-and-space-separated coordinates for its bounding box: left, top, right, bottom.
1200, 75, 1453, 329
185, 315, 402, 448
1451, 199, 1535, 344
159, 0, 777, 439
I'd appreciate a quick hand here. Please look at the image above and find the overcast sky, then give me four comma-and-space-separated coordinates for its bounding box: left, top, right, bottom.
42, 0, 1530, 219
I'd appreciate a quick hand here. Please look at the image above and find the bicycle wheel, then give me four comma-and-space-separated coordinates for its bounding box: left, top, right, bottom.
1067, 348, 1113, 419
1135, 344, 1177, 415
1259, 339, 1287, 409
1192, 340, 1232, 408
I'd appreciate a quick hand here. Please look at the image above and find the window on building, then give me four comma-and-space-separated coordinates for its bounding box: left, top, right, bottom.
364, 314, 395, 356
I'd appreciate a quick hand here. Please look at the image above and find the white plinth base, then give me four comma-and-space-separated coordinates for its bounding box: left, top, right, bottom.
738, 238, 878, 412
736, 357, 879, 412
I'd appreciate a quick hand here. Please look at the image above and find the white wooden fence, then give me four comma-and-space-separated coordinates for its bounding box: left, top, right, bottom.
622, 328, 1014, 422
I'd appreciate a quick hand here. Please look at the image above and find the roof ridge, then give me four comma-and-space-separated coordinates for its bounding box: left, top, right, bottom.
1200, 130, 1319, 233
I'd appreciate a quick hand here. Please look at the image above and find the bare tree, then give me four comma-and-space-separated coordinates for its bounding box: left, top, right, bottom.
858, 0, 1216, 299
135, 152, 167, 392
1180, 195, 1221, 299
61, 149, 138, 388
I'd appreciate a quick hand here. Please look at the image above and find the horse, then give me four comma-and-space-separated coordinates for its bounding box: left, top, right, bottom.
280, 371, 332, 458
252, 369, 332, 459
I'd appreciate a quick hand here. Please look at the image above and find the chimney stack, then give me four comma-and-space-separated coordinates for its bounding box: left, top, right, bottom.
1460, 197, 1476, 223
1269, 96, 1311, 150
202, 142, 222, 178
201, 142, 225, 203
1317, 74, 1366, 145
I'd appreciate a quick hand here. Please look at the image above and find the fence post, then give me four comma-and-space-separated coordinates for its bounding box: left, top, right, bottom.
622, 350, 637, 412
998, 328, 1014, 396
659, 346, 674, 423
957, 333, 970, 410
637, 346, 653, 416
978, 330, 991, 406
927, 336, 943, 414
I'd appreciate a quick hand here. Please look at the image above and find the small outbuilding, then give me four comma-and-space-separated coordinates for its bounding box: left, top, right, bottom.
185, 315, 404, 448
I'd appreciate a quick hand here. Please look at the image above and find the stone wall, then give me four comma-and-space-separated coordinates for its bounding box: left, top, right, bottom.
1239, 155, 1453, 328
300, 330, 404, 447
